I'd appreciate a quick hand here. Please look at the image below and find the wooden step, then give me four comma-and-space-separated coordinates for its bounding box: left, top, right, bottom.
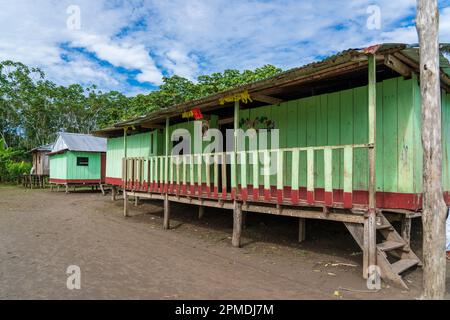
376, 223, 393, 230
391, 259, 420, 275
377, 241, 405, 252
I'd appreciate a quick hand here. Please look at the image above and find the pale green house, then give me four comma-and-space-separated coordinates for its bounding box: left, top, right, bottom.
49, 133, 107, 186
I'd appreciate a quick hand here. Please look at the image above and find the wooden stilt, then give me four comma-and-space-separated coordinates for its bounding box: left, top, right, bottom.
298, 218, 306, 243
123, 190, 129, 217
401, 216, 412, 249
363, 217, 370, 279
198, 205, 204, 219
232, 201, 243, 248
99, 184, 105, 196
163, 194, 170, 230
65, 184, 69, 194
111, 186, 117, 201
367, 53, 377, 276
134, 196, 139, 206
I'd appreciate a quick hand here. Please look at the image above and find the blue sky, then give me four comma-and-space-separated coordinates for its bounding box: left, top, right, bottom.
0, 0, 449, 96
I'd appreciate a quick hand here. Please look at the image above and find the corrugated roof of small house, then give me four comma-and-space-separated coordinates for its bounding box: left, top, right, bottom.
50, 133, 106, 154
30, 143, 54, 153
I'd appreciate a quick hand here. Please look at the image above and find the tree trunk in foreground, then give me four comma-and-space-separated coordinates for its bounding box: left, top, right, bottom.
416, 0, 447, 300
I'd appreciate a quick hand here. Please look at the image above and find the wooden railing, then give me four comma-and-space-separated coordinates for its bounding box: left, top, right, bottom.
123, 144, 371, 209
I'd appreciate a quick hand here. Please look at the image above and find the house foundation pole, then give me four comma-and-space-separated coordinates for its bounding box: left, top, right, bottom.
163, 194, 171, 230
298, 218, 306, 243
123, 190, 129, 217
123, 127, 129, 218
111, 186, 117, 201
232, 201, 243, 247
163, 117, 171, 230
231, 99, 243, 246
198, 205, 204, 219
367, 53, 378, 278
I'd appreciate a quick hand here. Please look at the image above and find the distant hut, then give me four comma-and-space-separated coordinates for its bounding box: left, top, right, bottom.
30, 143, 53, 175
25, 143, 54, 188
48, 133, 107, 193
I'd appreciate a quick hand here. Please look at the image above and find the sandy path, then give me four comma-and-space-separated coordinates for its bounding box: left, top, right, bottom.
1, 185, 446, 299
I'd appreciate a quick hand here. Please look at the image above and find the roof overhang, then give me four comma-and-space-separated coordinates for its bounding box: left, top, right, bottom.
94, 43, 450, 138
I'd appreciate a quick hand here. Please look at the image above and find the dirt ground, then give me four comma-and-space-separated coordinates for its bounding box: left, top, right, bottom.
0, 185, 449, 300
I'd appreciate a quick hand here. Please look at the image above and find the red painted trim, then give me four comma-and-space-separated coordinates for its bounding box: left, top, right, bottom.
222, 187, 227, 200
119, 180, 450, 211
105, 177, 122, 186
325, 191, 333, 206
277, 189, 283, 204
307, 191, 314, 204
343, 192, 353, 209
241, 188, 248, 201
291, 189, 299, 205
50, 178, 101, 184
213, 187, 219, 199
253, 187, 260, 201
231, 187, 237, 200
264, 189, 271, 201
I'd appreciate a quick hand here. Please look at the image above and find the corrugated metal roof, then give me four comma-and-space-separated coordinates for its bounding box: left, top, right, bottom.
51, 133, 106, 153
30, 143, 54, 152
93, 43, 450, 137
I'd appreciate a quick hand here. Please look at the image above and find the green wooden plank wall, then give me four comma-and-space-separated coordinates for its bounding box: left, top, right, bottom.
238, 76, 422, 194
66, 151, 102, 180
49, 153, 68, 180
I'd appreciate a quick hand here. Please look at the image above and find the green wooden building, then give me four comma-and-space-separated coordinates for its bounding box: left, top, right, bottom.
49, 133, 107, 189
95, 44, 450, 288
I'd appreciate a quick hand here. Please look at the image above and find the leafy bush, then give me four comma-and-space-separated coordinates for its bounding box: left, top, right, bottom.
0, 139, 30, 183
5, 160, 31, 181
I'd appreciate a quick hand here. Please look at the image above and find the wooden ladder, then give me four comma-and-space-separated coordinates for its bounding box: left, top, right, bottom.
344, 212, 421, 289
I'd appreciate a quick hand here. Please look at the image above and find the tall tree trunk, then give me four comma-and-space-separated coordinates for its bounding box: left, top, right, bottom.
416, 0, 447, 300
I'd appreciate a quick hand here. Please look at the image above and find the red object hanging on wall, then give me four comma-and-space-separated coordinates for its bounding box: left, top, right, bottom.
191, 108, 203, 120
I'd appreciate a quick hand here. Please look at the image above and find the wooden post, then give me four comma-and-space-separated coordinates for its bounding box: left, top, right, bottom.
65, 184, 69, 194
123, 127, 129, 217
231, 100, 240, 199
111, 186, 117, 201
134, 196, 139, 206
165, 117, 169, 193
417, 0, 447, 299
231, 100, 243, 247
123, 190, 129, 217
366, 53, 377, 278
298, 218, 306, 243
232, 201, 243, 248
198, 206, 204, 219
123, 127, 128, 193
163, 194, 170, 230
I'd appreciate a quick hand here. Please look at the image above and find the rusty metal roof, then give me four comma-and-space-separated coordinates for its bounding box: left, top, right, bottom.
94, 43, 450, 137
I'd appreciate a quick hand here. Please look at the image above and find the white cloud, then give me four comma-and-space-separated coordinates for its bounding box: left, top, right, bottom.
0, 0, 449, 95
